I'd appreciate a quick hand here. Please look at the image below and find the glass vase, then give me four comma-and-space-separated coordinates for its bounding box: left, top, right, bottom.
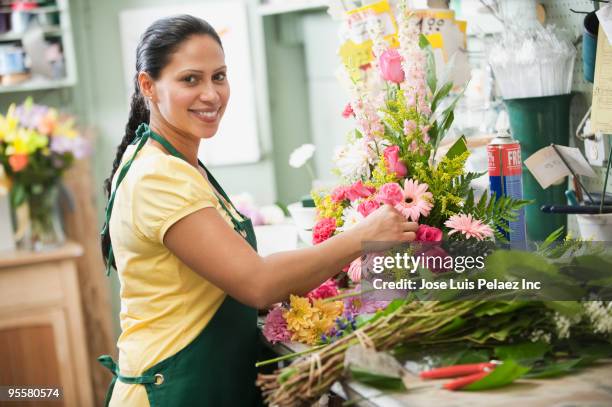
14, 183, 65, 251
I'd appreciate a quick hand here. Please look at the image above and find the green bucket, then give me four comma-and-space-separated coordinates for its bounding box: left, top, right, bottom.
504, 94, 573, 241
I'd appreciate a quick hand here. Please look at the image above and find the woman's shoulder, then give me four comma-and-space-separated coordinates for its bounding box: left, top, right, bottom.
127, 145, 205, 186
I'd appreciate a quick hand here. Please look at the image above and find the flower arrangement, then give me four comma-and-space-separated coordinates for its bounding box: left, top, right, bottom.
258, 2, 611, 405
0, 98, 89, 249
263, 0, 528, 347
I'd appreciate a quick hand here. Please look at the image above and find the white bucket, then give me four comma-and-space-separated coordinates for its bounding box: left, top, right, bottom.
576, 213, 612, 241
287, 202, 317, 230
254, 224, 298, 256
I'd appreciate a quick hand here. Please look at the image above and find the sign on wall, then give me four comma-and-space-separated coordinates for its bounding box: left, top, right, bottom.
119, 1, 261, 166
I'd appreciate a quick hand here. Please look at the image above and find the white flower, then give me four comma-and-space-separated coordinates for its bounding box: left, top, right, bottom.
260, 205, 285, 225
289, 144, 316, 168
553, 313, 572, 339
584, 301, 612, 335
333, 138, 378, 182
337, 205, 364, 232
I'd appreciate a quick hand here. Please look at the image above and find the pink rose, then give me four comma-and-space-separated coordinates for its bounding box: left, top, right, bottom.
312, 218, 336, 244
416, 224, 443, 242
346, 181, 376, 201
357, 200, 380, 217
342, 103, 354, 118
376, 182, 404, 206
379, 48, 405, 84
383, 145, 408, 178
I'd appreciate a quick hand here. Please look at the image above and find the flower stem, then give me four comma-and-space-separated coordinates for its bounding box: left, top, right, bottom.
255, 344, 326, 367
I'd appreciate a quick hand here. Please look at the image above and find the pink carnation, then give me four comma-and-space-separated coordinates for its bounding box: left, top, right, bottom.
376, 182, 404, 206
346, 181, 376, 201
331, 186, 349, 203
263, 307, 291, 344
416, 224, 443, 242
383, 145, 408, 178
307, 279, 339, 301
357, 200, 380, 217
312, 218, 336, 244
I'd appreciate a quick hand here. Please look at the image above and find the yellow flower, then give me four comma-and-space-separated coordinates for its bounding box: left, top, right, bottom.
0, 104, 19, 142
284, 295, 315, 333
283, 296, 345, 345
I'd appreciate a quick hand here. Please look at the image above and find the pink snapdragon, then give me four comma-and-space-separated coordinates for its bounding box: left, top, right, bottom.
342, 103, 355, 118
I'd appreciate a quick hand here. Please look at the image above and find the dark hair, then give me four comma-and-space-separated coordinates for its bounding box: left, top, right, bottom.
102, 15, 222, 269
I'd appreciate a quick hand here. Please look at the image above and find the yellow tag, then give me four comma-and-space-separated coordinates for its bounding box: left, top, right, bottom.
338, 0, 398, 74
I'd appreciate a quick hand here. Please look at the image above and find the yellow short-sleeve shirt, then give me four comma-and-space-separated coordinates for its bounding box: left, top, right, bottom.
108, 144, 238, 407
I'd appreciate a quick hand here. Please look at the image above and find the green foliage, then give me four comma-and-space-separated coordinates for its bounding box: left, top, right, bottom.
463, 360, 530, 391
462, 190, 531, 242
411, 151, 483, 226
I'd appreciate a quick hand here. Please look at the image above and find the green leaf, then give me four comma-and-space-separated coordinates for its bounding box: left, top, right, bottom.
494, 342, 551, 364
463, 360, 530, 391
524, 359, 582, 379
445, 135, 468, 160
431, 82, 453, 114
350, 367, 406, 391
10, 182, 26, 207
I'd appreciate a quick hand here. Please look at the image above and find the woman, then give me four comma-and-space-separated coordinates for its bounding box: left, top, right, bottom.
99, 15, 417, 407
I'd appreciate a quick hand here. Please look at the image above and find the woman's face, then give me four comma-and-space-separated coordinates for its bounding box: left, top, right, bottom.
152, 34, 229, 139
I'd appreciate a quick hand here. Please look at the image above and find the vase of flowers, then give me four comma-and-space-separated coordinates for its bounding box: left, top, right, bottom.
0, 98, 89, 251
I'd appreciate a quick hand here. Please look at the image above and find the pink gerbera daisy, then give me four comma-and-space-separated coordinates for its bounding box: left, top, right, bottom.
444, 213, 493, 241
394, 179, 433, 222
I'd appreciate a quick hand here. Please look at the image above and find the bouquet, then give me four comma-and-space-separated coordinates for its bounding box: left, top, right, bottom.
0, 98, 89, 249
263, 0, 528, 348
258, 2, 611, 405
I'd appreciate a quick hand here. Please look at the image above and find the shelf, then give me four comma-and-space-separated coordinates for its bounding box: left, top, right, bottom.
0, 6, 62, 13
257, 1, 328, 16
0, 76, 75, 93
0, 25, 63, 41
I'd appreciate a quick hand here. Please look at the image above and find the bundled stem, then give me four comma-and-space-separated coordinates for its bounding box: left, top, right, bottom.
256, 301, 480, 405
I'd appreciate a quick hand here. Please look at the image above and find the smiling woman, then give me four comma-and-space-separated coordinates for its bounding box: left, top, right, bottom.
98, 14, 417, 407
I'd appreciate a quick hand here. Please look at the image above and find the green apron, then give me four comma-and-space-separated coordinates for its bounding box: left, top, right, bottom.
99, 123, 261, 407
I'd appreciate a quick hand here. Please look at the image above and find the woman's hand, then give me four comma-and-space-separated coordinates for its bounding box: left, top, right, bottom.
351, 204, 418, 243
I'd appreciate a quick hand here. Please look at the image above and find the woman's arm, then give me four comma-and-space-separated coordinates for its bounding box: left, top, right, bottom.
164, 205, 417, 308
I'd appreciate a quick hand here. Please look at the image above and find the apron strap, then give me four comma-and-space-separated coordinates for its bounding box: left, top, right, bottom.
98, 354, 161, 406
101, 123, 150, 276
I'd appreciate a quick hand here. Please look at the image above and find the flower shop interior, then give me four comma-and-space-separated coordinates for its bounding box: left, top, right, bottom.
1, 0, 612, 406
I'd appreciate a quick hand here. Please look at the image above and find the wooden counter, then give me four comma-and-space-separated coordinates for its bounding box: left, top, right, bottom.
0, 242, 94, 407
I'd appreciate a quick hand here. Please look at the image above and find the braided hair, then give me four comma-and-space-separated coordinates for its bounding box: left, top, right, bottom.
102, 15, 222, 269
